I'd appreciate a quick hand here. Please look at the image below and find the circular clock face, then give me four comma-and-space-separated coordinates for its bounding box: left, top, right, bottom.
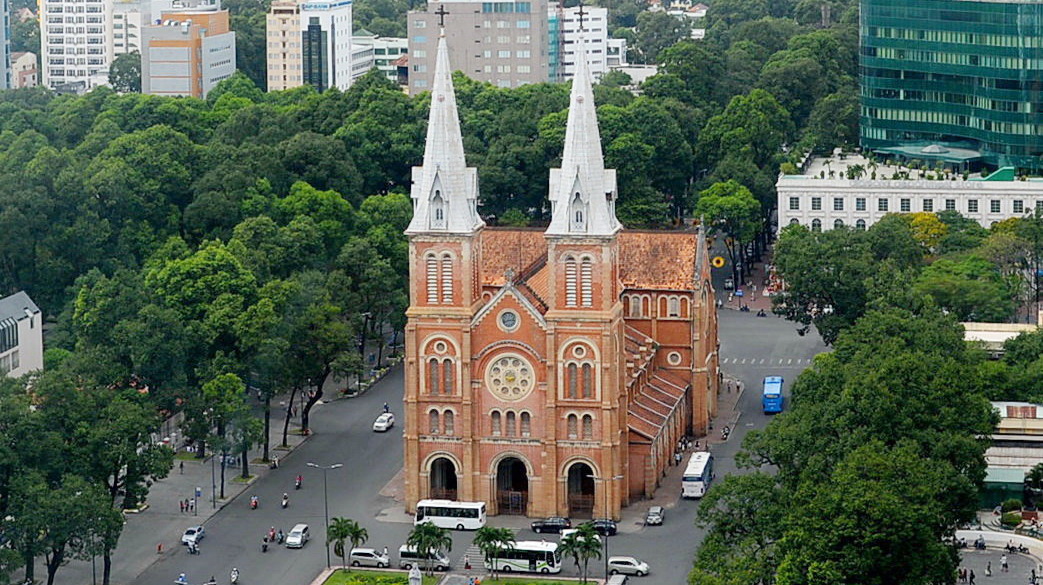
487, 354, 534, 401
500, 311, 518, 330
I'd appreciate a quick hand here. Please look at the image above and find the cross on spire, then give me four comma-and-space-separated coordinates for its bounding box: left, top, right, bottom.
435, 3, 449, 28
576, 0, 588, 31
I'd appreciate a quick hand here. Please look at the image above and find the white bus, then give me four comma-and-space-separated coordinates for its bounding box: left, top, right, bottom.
483, 540, 562, 574
682, 451, 714, 498
414, 500, 487, 530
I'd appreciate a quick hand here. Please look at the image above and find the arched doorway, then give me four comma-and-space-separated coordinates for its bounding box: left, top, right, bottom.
495, 457, 528, 515
430, 457, 458, 500
566, 462, 595, 518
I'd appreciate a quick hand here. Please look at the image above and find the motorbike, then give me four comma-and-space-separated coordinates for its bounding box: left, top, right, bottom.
204, 578, 217, 585
250, 496, 258, 510
261, 538, 268, 553
281, 494, 289, 509
230, 569, 239, 584
721, 425, 731, 440
175, 576, 189, 585
295, 476, 302, 490
187, 542, 200, 555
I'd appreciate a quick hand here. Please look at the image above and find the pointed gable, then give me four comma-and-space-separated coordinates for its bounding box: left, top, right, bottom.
406, 33, 484, 236
545, 31, 620, 238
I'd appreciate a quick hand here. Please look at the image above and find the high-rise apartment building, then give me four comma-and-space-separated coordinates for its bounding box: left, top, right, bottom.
2, 0, 11, 89
861, 0, 1043, 171
266, 0, 300, 90
407, 0, 549, 94
141, 5, 235, 97
299, 0, 353, 91
40, 0, 111, 91
353, 29, 406, 82
549, 4, 610, 82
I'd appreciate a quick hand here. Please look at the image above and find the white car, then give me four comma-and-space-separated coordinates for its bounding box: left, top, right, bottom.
560, 528, 600, 544
181, 526, 205, 545
350, 547, 390, 568
608, 556, 650, 577
373, 412, 395, 432
285, 524, 310, 548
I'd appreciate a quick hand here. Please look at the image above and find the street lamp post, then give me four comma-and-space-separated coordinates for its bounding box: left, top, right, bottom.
588, 474, 624, 580
308, 462, 343, 568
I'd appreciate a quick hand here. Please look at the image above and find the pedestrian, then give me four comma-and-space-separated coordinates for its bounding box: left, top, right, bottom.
1032, 568, 1037, 584
464, 554, 471, 570
675, 452, 682, 465
1003, 555, 1009, 572
382, 546, 388, 559
986, 561, 992, 577
970, 569, 976, 585
189, 498, 195, 512
184, 498, 189, 512
179, 461, 184, 474
180, 500, 185, 514
383, 402, 390, 413
959, 568, 966, 583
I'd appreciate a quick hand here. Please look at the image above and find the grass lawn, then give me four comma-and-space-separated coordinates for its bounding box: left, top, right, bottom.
476, 578, 582, 585
322, 569, 441, 585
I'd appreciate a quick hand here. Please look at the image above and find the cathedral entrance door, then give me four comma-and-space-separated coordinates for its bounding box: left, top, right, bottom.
495, 457, 528, 515
430, 457, 458, 500
566, 462, 595, 518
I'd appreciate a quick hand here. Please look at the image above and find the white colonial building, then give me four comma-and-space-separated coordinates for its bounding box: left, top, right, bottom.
777, 156, 1043, 233
0, 292, 43, 378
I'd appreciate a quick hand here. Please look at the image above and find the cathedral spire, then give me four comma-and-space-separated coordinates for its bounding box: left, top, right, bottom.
545, 29, 620, 237
406, 30, 483, 235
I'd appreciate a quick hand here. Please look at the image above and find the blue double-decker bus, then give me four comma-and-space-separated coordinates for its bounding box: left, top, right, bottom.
762, 376, 784, 414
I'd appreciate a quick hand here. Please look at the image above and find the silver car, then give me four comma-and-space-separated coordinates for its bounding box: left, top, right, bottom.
608, 556, 650, 577
350, 548, 390, 568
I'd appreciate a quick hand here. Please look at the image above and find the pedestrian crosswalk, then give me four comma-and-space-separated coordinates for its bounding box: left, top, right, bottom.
719, 357, 814, 367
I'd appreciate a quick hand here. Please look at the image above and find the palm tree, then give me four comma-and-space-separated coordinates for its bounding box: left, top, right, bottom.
407, 521, 453, 576
473, 526, 515, 580
558, 524, 602, 584
327, 517, 367, 570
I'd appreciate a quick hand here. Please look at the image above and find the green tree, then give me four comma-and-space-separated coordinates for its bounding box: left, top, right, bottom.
108, 52, 142, 93
695, 180, 761, 284
327, 517, 366, 569
473, 526, 516, 579
633, 12, 690, 64
406, 522, 453, 576
559, 524, 602, 583
913, 255, 1014, 321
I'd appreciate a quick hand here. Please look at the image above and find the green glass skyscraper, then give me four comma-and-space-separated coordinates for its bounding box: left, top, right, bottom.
860, 0, 1043, 171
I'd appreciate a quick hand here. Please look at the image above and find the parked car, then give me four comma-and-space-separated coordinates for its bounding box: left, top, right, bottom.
531, 516, 571, 534
645, 506, 664, 526
608, 556, 650, 577
350, 547, 390, 568
561, 528, 601, 544
373, 412, 395, 432
181, 526, 205, 545
398, 544, 451, 571
285, 524, 310, 548
587, 518, 618, 536
606, 575, 630, 585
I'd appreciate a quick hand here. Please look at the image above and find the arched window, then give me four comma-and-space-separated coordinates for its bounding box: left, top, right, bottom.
582, 414, 593, 440
571, 193, 585, 231
567, 414, 578, 439
668, 296, 680, 318
567, 363, 578, 398
789, 218, 800, 226
581, 363, 593, 399
442, 360, 454, 395
811, 219, 822, 232
441, 254, 453, 303
580, 257, 593, 307
428, 359, 441, 395
629, 295, 641, 317
426, 254, 438, 303
443, 411, 455, 436
834, 219, 844, 229
431, 190, 445, 228
520, 412, 531, 436
491, 411, 502, 436
506, 411, 517, 437
564, 256, 577, 307
429, 409, 440, 434
856, 219, 866, 231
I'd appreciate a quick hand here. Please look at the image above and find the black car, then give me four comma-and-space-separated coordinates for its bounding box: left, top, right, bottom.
531, 516, 572, 533
588, 518, 618, 536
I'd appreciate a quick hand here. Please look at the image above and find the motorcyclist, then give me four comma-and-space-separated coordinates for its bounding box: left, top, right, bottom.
230, 568, 239, 584
295, 474, 302, 489
277, 529, 285, 544
281, 493, 289, 508
205, 577, 216, 585
250, 495, 258, 509
176, 573, 188, 585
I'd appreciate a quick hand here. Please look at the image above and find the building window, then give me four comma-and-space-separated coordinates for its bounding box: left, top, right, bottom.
443, 411, 454, 435
900, 198, 911, 212
856, 197, 866, 211
413, 19, 426, 28
426, 254, 438, 303
811, 197, 822, 211
878, 198, 889, 212
789, 196, 799, 210
506, 411, 516, 436
1015, 200, 1025, 214
564, 256, 577, 307
668, 297, 680, 318
429, 409, 440, 434
833, 197, 844, 211
441, 254, 453, 302
946, 199, 956, 211
567, 363, 578, 398
580, 257, 593, 307
428, 359, 441, 394
856, 219, 866, 231
811, 219, 822, 232
923, 199, 934, 212
567, 414, 578, 439
991, 199, 1001, 213
834, 219, 844, 229
520, 412, 531, 436
581, 415, 593, 440
491, 411, 501, 435
629, 296, 641, 317
968, 199, 979, 213
442, 361, 454, 395
581, 363, 593, 398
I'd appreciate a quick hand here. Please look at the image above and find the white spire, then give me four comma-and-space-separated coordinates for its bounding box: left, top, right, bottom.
406, 32, 484, 235
545, 30, 620, 237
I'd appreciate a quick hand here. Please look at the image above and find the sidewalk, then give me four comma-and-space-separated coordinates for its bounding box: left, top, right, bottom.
723, 246, 775, 314
39, 393, 313, 585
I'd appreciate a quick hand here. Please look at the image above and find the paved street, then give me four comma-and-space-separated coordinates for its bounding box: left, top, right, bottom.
82, 255, 828, 585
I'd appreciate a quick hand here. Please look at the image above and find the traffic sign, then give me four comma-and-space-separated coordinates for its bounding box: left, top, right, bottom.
711, 256, 726, 268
